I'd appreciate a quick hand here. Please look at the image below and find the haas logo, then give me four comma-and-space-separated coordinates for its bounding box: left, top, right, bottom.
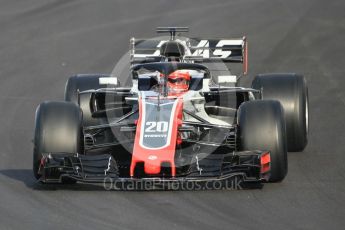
192, 40, 235, 58
148, 155, 158, 160
142, 40, 241, 59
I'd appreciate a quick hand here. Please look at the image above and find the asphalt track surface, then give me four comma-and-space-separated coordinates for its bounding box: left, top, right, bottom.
0, 0, 345, 229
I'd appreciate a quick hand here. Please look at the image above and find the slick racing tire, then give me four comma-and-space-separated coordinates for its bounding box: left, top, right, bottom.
33, 101, 82, 181
238, 100, 288, 182
252, 73, 308, 152
64, 74, 118, 126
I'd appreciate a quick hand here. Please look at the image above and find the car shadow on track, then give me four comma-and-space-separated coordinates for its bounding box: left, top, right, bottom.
0, 169, 106, 191
0, 169, 264, 191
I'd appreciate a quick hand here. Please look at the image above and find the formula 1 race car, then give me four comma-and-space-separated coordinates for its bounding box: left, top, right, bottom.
33, 27, 308, 186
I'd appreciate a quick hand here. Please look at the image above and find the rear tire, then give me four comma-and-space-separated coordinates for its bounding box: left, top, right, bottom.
238, 100, 288, 182
252, 73, 308, 152
33, 101, 82, 180
64, 74, 117, 126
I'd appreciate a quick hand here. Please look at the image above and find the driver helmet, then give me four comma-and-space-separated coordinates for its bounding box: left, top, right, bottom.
167, 70, 191, 95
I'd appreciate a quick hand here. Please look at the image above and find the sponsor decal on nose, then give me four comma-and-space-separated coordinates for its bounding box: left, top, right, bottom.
148, 155, 158, 160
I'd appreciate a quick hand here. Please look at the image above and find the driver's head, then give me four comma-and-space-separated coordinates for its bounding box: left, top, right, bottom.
167, 70, 191, 95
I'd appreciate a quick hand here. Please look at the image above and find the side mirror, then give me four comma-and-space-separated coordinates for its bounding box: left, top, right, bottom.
217, 75, 237, 84
99, 77, 118, 86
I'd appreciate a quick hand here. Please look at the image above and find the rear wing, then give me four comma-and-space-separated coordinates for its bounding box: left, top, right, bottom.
130, 32, 248, 74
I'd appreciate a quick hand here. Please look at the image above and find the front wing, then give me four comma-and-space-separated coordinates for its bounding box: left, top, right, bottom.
37, 150, 271, 186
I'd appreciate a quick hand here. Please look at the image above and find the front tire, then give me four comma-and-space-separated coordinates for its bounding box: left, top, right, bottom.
238, 100, 288, 182
33, 101, 82, 180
